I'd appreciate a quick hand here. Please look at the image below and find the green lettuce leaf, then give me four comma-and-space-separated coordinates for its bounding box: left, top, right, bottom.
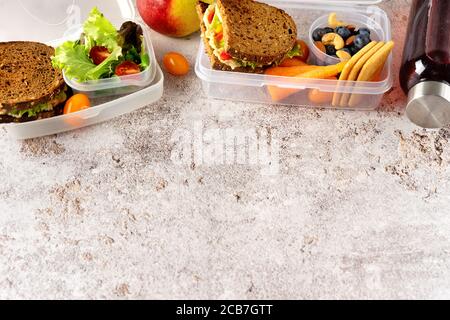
286, 43, 301, 59
52, 41, 122, 82
210, 9, 222, 30
124, 46, 140, 63
7, 92, 66, 118
140, 53, 150, 70
139, 36, 150, 70
83, 7, 120, 52
240, 60, 258, 69
86, 46, 122, 80
52, 41, 97, 81
8, 103, 52, 118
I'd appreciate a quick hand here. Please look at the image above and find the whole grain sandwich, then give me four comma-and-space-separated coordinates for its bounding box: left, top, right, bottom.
0, 42, 68, 123
197, 0, 300, 73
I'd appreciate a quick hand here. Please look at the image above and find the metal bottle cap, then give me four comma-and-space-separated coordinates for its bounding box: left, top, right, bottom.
406, 81, 450, 129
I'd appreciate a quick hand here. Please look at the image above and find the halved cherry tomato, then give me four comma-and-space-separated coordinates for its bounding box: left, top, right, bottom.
220, 51, 232, 61
64, 94, 91, 115
208, 9, 215, 24
115, 61, 141, 76
163, 52, 190, 76
90, 46, 111, 65
296, 40, 310, 62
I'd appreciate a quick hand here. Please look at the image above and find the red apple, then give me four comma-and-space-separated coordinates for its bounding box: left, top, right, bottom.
137, 0, 201, 38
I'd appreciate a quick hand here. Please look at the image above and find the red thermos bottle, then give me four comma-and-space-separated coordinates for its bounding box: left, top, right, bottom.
400, 0, 450, 128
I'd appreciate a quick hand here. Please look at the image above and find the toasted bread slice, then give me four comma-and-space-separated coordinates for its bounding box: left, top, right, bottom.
197, 2, 264, 73
0, 42, 65, 110
218, 0, 297, 65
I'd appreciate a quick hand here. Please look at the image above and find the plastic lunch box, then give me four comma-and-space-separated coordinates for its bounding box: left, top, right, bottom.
195, 0, 392, 110
0, 0, 163, 140
63, 24, 157, 99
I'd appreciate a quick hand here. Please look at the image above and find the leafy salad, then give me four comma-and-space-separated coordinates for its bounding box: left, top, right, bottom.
52, 7, 150, 82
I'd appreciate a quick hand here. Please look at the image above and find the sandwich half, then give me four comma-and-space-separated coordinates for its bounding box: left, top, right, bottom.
0, 42, 68, 123
197, 0, 299, 73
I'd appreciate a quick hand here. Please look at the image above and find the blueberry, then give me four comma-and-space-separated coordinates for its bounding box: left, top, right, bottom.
312, 28, 326, 41
312, 27, 335, 41
340, 47, 352, 55
325, 45, 336, 56
335, 26, 352, 40
357, 28, 371, 37
323, 27, 334, 34
354, 34, 370, 50
348, 45, 359, 55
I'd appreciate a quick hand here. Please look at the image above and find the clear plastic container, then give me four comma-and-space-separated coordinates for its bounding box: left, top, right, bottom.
0, 0, 164, 139
309, 12, 387, 66
63, 26, 157, 99
195, 0, 392, 110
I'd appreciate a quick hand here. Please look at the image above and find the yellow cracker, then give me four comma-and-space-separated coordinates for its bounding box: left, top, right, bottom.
348, 41, 394, 108
332, 41, 378, 107
339, 41, 385, 107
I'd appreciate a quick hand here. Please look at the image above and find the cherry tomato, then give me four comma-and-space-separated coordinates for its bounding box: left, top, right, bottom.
296, 40, 310, 62
64, 94, 91, 115
220, 51, 232, 61
207, 9, 215, 24
163, 52, 190, 76
90, 46, 111, 65
115, 61, 141, 76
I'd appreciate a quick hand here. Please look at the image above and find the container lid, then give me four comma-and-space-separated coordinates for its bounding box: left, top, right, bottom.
0, 0, 136, 44
406, 81, 450, 129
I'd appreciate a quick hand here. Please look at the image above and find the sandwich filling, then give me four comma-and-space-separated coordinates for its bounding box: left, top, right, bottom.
203, 3, 301, 70
2, 88, 67, 119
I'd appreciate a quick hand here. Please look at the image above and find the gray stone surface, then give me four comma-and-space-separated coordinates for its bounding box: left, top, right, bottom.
1, 0, 450, 299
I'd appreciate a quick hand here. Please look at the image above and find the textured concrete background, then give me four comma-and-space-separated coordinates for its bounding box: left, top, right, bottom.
1, 0, 450, 300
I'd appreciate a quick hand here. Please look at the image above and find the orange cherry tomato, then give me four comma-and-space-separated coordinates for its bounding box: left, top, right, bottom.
163, 52, 190, 76
297, 40, 310, 62
63, 94, 91, 115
